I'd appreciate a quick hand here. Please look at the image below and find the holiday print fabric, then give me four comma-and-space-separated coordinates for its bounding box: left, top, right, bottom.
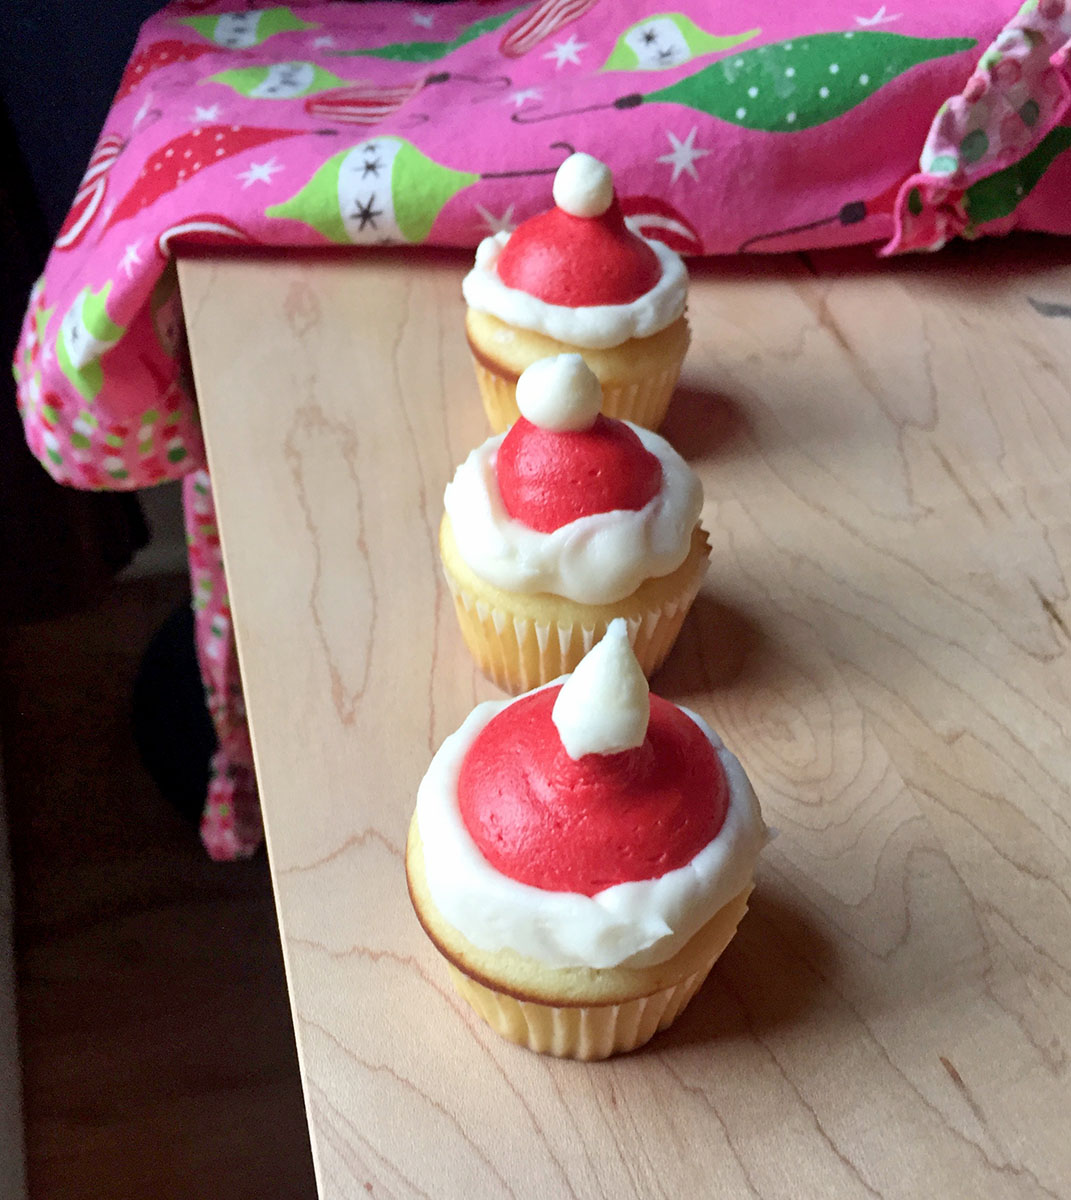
13, 0, 1071, 859
886, 1, 1071, 251
15, 0, 1071, 493
184, 469, 262, 859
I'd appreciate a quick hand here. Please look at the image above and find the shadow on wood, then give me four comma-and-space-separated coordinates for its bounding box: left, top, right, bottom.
656, 590, 769, 703
653, 882, 835, 1052
660, 383, 751, 463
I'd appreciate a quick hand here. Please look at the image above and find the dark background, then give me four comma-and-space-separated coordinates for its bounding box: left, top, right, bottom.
1, 13, 319, 1196
1, 1, 162, 620
2, 1, 162, 238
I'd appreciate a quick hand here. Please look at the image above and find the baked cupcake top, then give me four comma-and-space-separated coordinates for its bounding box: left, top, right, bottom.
416, 621, 766, 969
462, 153, 688, 350
443, 355, 703, 604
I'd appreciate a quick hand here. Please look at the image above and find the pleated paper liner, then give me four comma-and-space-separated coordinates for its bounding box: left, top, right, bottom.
464, 308, 690, 434
408, 821, 753, 1061
441, 897, 752, 1061
472, 356, 683, 435
440, 519, 710, 693
446, 959, 712, 1060
447, 582, 696, 693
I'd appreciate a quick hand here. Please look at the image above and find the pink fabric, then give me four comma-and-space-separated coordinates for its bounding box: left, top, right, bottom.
888, 1, 1071, 252
12, 0, 1071, 859
183, 470, 262, 859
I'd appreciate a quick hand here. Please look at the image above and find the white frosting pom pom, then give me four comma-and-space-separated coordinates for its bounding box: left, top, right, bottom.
552, 152, 614, 219
515, 354, 602, 431
552, 619, 650, 759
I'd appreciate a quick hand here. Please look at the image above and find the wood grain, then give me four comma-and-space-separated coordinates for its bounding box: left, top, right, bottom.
179, 237, 1071, 1200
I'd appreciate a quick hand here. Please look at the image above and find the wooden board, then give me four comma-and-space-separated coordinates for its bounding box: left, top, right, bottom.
179, 240, 1071, 1200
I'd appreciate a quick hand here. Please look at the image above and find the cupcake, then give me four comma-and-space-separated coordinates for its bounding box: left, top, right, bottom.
441, 354, 709, 693
463, 152, 690, 433
407, 621, 766, 1060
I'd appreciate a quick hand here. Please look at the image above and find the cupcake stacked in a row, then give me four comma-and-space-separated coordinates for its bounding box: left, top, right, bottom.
407, 154, 765, 1061
444, 152, 703, 694
464, 151, 691, 435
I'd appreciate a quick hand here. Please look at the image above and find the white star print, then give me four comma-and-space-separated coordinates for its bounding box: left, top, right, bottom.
657, 127, 709, 183
119, 241, 143, 279
191, 103, 222, 123
313, 35, 336, 47
412, 11, 435, 28
133, 93, 156, 129
855, 6, 901, 25
507, 87, 543, 108
476, 204, 516, 236
237, 157, 284, 188
543, 35, 587, 69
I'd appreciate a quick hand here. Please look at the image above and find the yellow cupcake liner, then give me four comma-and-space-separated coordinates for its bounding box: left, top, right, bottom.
408, 822, 753, 1061
446, 944, 717, 1060
470, 358, 523, 434
472, 356, 683, 435
443, 577, 703, 694
601, 362, 682, 430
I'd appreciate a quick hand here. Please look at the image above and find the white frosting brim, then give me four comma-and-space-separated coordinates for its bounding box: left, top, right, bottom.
416, 689, 766, 970
462, 231, 688, 350
443, 424, 703, 606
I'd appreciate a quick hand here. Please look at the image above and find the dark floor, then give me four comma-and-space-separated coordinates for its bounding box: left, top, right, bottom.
1, 574, 317, 1200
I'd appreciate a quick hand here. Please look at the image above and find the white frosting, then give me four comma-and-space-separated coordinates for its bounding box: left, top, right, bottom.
416, 689, 766, 970
516, 354, 600, 432
443, 424, 703, 606
553, 619, 649, 758
552, 153, 614, 217
462, 231, 687, 350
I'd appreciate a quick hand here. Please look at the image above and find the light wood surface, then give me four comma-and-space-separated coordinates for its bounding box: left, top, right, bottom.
179, 238, 1071, 1200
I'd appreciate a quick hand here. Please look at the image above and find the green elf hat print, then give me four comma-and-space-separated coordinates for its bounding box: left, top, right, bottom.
602, 13, 759, 71
647, 30, 975, 132
267, 137, 478, 245
56, 282, 125, 402
34, 294, 54, 360
521, 30, 974, 132
13, 279, 51, 390
179, 7, 316, 50
963, 125, 1071, 230
209, 62, 352, 100
334, 7, 520, 63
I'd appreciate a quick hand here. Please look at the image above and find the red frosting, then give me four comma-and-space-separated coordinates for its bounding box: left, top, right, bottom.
458, 689, 728, 896
495, 199, 662, 307
496, 415, 662, 533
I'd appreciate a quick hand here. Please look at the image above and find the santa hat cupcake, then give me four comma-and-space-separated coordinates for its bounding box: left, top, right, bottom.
463, 151, 690, 433
440, 354, 708, 692
407, 620, 766, 1059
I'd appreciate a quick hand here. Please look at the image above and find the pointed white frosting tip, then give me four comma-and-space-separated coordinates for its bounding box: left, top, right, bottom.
552, 618, 650, 760
516, 354, 602, 432
553, 152, 614, 219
